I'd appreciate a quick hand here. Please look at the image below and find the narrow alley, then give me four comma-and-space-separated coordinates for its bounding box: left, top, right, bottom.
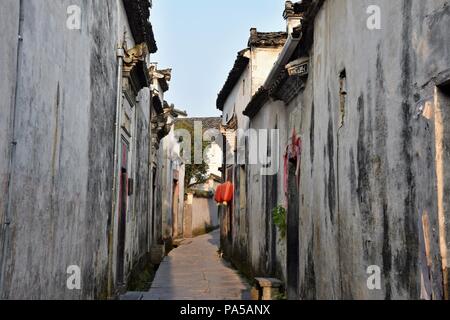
123, 230, 251, 300
1, 0, 450, 303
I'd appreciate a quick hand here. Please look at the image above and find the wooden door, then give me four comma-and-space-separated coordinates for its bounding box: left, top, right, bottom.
116, 140, 129, 284
172, 180, 179, 238
287, 161, 300, 299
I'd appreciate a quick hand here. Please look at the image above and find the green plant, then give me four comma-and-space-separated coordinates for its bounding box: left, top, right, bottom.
275, 291, 287, 300
190, 189, 214, 198
175, 119, 210, 189
273, 205, 287, 239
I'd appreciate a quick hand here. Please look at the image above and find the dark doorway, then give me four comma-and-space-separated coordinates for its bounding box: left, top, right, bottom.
172, 179, 179, 239
265, 131, 278, 276
436, 81, 450, 299
116, 140, 129, 284
264, 172, 278, 276
287, 161, 300, 299
152, 167, 157, 243
226, 166, 234, 242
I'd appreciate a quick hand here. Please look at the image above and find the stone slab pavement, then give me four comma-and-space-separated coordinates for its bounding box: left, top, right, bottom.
142, 230, 251, 300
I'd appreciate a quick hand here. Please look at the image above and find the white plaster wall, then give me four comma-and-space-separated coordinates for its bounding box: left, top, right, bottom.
247, 99, 288, 279
191, 197, 219, 235
0, 0, 20, 258
158, 115, 185, 240
222, 67, 251, 129
205, 143, 222, 177
0, 0, 160, 299
251, 47, 283, 94
220, 43, 286, 277
0, 0, 120, 299
281, 0, 450, 300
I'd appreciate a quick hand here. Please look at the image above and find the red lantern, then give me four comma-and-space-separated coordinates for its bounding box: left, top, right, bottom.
214, 184, 224, 204
222, 182, 234, 204
214, 182, 234, 205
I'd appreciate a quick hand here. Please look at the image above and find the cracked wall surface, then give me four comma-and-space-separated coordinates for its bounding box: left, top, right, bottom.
290, 0, 450, 299
0, 0, 155, 299
239, 0, 450, 300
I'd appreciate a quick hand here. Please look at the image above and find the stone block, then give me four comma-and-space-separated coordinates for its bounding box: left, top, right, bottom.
254, 277, 283, 300
150, 244, 165, 265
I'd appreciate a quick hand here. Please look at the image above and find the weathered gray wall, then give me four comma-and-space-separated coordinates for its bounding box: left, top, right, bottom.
0, 0, 119, 299
0, 0, 157, 299
125, 88, 153, 277
290, 0, 450, 299
0, 0, 21, 290
191, 197, 218, 236
156, 119, 186, 242
157, 140, 173, 240
239, 0, 450, 300
223, 99, 289, 280
246, 101, 288, 281
177, 164, 186, 238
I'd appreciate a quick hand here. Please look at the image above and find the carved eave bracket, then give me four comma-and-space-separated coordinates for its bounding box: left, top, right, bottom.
122, 43, 150, 95
286, 57, 309, 77
284, 0, 311, 19
268, 57, 309, 105
123, 43, 148, 73
276, 75, 306, 105
148, 66, 172, 93
220, 113, 238, 132
268, 69, 288, 99
150, 106, 173, 149
151, 93, 163, 115
284, 1, 301, 19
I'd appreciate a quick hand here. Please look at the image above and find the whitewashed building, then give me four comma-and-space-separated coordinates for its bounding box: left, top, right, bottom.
216, 28, 287, 276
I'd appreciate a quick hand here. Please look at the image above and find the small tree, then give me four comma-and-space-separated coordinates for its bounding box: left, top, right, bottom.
175, 120, 210, 190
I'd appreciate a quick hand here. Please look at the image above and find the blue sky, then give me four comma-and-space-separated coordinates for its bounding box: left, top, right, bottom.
151, 0, 287, 117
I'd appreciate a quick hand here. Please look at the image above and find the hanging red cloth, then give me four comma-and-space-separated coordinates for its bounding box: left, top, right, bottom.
283, 128, 302, 206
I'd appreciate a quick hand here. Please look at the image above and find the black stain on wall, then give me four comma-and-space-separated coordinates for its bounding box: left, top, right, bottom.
357, 94, 374, 265
396, 0, 418, 297
327, 117, 336, 225
327, 91, 336, 225
357, 95, 371, 219
349, 148, 356, 207
301, 228, 316, 300
86, 1, 117, 298
375, 43, 391, 299
382, 204, 391, 300
310, 102, 315, 176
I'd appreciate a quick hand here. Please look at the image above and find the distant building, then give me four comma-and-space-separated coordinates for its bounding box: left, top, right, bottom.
216, 27, 287, 280
174, 117, 223, 185
173, 117, 222, 238
155, 104, 188, 242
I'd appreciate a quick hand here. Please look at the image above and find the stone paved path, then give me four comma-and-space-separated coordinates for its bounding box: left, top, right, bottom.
142, 230, 251, 300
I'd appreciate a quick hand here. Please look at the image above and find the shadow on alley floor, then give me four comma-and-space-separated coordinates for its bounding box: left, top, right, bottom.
122, 230, 251, 300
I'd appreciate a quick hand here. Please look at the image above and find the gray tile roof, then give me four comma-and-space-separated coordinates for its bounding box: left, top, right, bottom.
175, 117, 222, 132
